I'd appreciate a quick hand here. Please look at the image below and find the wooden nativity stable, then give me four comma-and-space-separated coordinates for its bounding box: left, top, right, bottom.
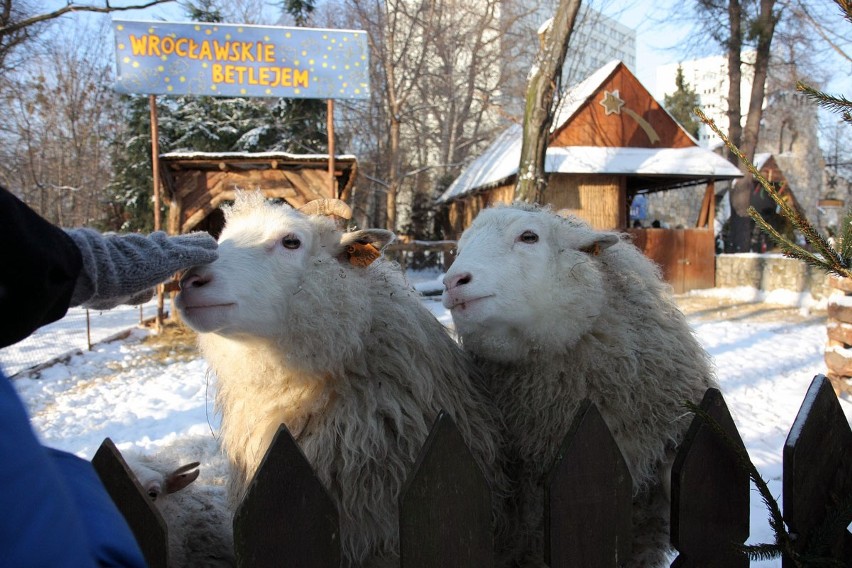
158, 151, 358, 237
437, 60, 743, 293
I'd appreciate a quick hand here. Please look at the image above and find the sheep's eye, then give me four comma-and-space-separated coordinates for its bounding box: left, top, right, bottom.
147, 490, 159, 501
519, 230, 539, 244
282, 235, 301, 249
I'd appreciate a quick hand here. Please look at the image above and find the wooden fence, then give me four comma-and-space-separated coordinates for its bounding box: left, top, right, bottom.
383, 240, 457, 272
92, 374, 852, 567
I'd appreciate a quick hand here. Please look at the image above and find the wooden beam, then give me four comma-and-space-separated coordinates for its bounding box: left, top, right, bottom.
327, 99, 336, 198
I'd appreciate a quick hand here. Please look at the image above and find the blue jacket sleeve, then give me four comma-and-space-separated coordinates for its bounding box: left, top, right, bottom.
0, 369, 146, 567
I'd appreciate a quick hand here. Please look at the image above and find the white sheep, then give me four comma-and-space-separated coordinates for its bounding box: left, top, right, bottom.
175, 192, 510, 567
124, 440, 234, 568
442, 203, 717, 567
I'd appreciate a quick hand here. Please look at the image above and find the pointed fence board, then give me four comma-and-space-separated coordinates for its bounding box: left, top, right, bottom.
233, 425, 340, 568
670, 388, 750, 567
399, 411, 494, 568
545, 399, 632, 568
783, 374, 852, 567
92, 437, 169, 568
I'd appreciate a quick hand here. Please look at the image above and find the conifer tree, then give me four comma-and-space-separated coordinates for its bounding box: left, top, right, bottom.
663, 66, 701, 139
102, 95, 158, 232
105, 0, 328, 231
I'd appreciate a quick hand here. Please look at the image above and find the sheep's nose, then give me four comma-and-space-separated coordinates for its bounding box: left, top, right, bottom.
179, 272, 211, 290
444, 271, 472, 291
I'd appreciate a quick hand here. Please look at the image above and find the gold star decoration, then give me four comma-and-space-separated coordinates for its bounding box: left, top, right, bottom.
599, 90, 625, 115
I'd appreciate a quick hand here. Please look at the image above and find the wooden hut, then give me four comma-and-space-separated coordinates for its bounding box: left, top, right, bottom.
437, 60, 742, 292
158, 152, 358, 236
749, 153, 803, 251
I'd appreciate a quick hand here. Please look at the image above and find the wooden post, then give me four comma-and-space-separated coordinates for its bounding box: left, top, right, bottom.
327, 99, 336, 198
696, 182, 716, 229
149, 95, 164, 331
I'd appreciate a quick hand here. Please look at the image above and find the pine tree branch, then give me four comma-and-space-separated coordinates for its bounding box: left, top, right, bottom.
796, 82, 852, 124
683, 401, 795, 560
696, 108, 852, 278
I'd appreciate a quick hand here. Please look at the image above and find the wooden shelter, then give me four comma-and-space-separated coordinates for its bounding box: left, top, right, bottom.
158, 152, 358, 236
749, 153, 803, 251
437, 61, 742, 292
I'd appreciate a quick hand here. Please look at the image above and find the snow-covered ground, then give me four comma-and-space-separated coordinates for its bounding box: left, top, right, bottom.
3, 270, 850, 566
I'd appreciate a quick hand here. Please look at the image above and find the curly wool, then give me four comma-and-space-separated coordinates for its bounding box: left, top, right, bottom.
445, 204, 717, 567
184, 194, 509, 567
123, 437, 233, 568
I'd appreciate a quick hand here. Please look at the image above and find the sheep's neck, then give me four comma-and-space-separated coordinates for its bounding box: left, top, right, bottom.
207, 338, 336, 451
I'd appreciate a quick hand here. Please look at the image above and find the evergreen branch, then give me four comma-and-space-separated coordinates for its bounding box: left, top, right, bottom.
683, 401, 795, 558
796, 82, 852, 124
695, 108, 852, 277
749, 208, 814, 260
737, 543, 782, 561
840, 210, 852, 261
685, 401, 852, 567
800, 496, 852, 563
751, 208, 852, 277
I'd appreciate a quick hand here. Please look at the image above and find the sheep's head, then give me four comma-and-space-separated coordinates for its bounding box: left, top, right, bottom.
175, 192, 393, 345
442, 204, 619, 361
127, 459, 201, 503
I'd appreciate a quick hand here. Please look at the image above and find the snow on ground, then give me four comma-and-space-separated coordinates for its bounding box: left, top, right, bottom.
3, 270, 850, 566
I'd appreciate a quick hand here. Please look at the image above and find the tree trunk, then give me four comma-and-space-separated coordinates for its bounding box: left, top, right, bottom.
739, 0, 778, 166
386, 116, 400, 231
514, 0, 582, 203
725, 0, 744, 164
726, 0, 778, 252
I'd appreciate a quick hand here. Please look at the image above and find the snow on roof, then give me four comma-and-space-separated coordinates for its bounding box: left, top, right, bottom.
437, 59, 744, 204
437, 140, 742, 203
160, 151, 357, 161
545, 146, 743, 178
550, 60, 620, 128
753, 152, 772, 170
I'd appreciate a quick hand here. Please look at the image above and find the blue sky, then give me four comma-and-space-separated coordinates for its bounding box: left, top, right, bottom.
46, 0, 850, 97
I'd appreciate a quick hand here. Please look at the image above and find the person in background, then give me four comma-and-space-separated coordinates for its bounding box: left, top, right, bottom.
0, 185, 218, 567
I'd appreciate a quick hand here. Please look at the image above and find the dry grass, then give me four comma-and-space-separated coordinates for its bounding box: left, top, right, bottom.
138, 319, 201, 364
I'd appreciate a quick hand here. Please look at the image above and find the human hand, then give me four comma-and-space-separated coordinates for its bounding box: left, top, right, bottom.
66, 229, 218, 310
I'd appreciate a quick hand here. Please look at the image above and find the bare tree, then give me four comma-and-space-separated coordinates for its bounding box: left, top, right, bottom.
0, 20, 122, 225
515, 0, 582, 202
347, 0, 436, 230
0, 0, 175, 71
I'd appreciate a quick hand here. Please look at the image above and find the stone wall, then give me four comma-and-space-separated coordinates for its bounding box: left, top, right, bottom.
715, 253, 829, 299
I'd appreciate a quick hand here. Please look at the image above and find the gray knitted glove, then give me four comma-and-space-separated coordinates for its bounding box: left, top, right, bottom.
65, 228, 218, 310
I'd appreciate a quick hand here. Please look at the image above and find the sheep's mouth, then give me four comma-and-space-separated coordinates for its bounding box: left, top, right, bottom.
448, 295, 494, 312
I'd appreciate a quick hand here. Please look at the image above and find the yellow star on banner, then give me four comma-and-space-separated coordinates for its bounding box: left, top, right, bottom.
599, 90, 625, 115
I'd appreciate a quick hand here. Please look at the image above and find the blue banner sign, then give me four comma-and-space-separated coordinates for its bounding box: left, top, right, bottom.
112, 20, 370, 99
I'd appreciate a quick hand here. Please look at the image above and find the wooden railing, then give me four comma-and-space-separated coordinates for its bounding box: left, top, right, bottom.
92, 374, 852, 567
383, 240, 457, 272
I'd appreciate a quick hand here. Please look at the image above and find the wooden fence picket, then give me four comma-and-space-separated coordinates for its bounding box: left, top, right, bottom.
91, 437, 169, 568
670, 388, 750, 567
92, 377, 852, 567
233, 425, 340, 568
399, 411, 494, 568
783, 374, 852, 567
545, 399, 632, 567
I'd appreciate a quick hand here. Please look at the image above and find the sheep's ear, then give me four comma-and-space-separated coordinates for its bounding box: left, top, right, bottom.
579, 234, 619, 256
337, 229, 395, 267
165, 462, 200, 494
